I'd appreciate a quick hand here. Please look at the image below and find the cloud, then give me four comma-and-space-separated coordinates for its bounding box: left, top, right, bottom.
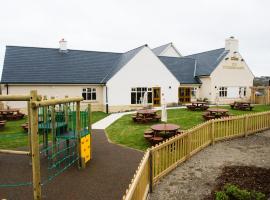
0, 0, 269, 76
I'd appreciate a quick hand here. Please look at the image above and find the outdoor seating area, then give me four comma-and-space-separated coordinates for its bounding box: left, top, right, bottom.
132, 109, 161, 123
202, 108, 232, 120
230, 101, 254, 111
0, 120, 7, 128
187, 101, 209, 111
144, 123, 182, 145
0, 109, 25, 121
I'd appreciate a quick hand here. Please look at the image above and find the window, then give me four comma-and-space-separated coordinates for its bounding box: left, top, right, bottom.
219, 87, 227, 97
131, 87, 152, 104
82, 88, 96, 101
239, 87, 247, 97
191, 88, 197, 98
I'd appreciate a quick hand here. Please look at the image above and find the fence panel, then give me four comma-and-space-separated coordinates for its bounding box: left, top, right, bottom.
151, 133, 189, 183
123, 151, 150, 200
189, 122, 211, 155
122, 111, 270, 200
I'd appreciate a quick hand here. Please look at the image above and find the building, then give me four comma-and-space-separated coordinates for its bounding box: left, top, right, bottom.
1, 37, 254, 112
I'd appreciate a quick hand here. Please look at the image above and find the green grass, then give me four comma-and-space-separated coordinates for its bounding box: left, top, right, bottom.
92, 111, 109, 124
0, 111, 109, 149
106, 105, 270, 151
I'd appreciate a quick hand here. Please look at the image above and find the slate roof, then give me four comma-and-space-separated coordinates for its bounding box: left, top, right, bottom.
158, 56, 201, 84
1, 44, 229, 85
185, 48, 229, 76
152, 43, 171, 56
1, 45, 145, 84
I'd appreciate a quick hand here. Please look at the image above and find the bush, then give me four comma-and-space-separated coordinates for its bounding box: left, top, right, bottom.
215, 191, 229, 200
215, 184, 266, 200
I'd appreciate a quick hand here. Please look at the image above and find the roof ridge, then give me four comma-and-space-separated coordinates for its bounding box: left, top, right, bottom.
185, 48, 227, 57
6, 45, 122, 54
158, 56, 196, 61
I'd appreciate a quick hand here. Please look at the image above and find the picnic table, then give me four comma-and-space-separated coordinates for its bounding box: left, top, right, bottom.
230, 101, 253, 111
0, 120, 7, 128
132, 109, 161, 123
187, 101, 209, 111
144, 123, 181, 145
203, 108, 230, 120
0, 109, 24, 120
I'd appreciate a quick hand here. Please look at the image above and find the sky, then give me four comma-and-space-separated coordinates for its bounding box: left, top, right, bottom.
0, 0, 269, 77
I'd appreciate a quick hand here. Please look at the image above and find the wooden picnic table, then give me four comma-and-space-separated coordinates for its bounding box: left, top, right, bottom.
132, 109, 160, 123
151, 123, 180, 140
0, 109, 24, 120
0, 109, 20, 114
230, 101, 253, 111
203, 108, 230, 120
187, 101, 209, 111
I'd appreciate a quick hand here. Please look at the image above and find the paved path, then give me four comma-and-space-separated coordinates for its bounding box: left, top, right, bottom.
92, 106, 187, 129
0, 130, 143, 200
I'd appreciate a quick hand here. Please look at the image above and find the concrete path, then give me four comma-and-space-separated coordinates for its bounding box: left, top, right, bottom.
92, 106, 187, 129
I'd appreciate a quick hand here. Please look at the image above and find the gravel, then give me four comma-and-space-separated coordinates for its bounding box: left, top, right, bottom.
149, 130, 270, 200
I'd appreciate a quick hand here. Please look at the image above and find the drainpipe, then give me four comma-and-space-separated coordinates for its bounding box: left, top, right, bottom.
6, 84, 9, 95
105, 86, 109, 114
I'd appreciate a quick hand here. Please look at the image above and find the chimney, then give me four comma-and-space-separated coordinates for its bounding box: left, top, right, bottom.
225, 36, 239, 52
59, 38, 68, 52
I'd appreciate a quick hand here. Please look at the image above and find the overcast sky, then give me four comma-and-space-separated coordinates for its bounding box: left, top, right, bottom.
0, 0, 269, 77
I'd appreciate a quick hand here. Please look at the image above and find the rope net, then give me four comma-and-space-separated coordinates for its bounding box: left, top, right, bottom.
0, 101, 90, 188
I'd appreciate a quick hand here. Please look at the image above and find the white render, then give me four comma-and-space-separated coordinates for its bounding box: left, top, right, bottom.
198, 38, 254, 103
107, 46, 180, 107
1, 84, 105, 112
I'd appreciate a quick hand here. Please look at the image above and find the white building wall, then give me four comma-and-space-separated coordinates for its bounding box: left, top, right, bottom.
1, 85, 105, 112
107, 46, 179, 110
198, 51, 254, 103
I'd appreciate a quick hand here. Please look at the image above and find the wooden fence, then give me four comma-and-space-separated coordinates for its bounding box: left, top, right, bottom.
122, 111, 270, 200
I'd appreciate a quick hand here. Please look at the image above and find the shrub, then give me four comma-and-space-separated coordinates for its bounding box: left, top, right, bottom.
215, 191, 229, 200
215, 184, 266, 200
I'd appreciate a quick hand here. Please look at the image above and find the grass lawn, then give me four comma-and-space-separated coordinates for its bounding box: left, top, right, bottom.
106, 105, 270, 151
0, 111, 109, 149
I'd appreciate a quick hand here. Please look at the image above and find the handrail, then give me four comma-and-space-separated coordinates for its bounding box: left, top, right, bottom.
0, 149, 30, 156
0, 95, 42, 101
31, 97, 84, 108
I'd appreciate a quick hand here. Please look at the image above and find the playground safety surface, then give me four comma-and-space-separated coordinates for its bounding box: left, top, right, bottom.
0, 129, 143, 200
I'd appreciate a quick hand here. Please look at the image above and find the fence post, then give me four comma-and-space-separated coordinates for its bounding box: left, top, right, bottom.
64, 96, 69, 124
76, 101, 83, 169
244, 115, 248, 137
88, 104, 92, 160
30, 90, 42, 200
211, 120, 215, 145
186, 131, 191, 158
149, 149, 153, 193
51, 97, 56, 163
27, 101, 32, 164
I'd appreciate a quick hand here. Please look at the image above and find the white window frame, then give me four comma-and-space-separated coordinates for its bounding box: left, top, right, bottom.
219, 87, 228, 97
239, 87, 247, 97
82, 88, 97, 101
131, 87, 152, 105
191, 87, 197, 98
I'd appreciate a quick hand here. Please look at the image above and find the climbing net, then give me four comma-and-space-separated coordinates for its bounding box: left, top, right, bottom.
0, 100, 91, 189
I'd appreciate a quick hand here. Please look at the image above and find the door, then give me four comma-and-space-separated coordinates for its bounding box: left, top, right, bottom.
153, 87, 161, 106
178, 87, 191, 103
